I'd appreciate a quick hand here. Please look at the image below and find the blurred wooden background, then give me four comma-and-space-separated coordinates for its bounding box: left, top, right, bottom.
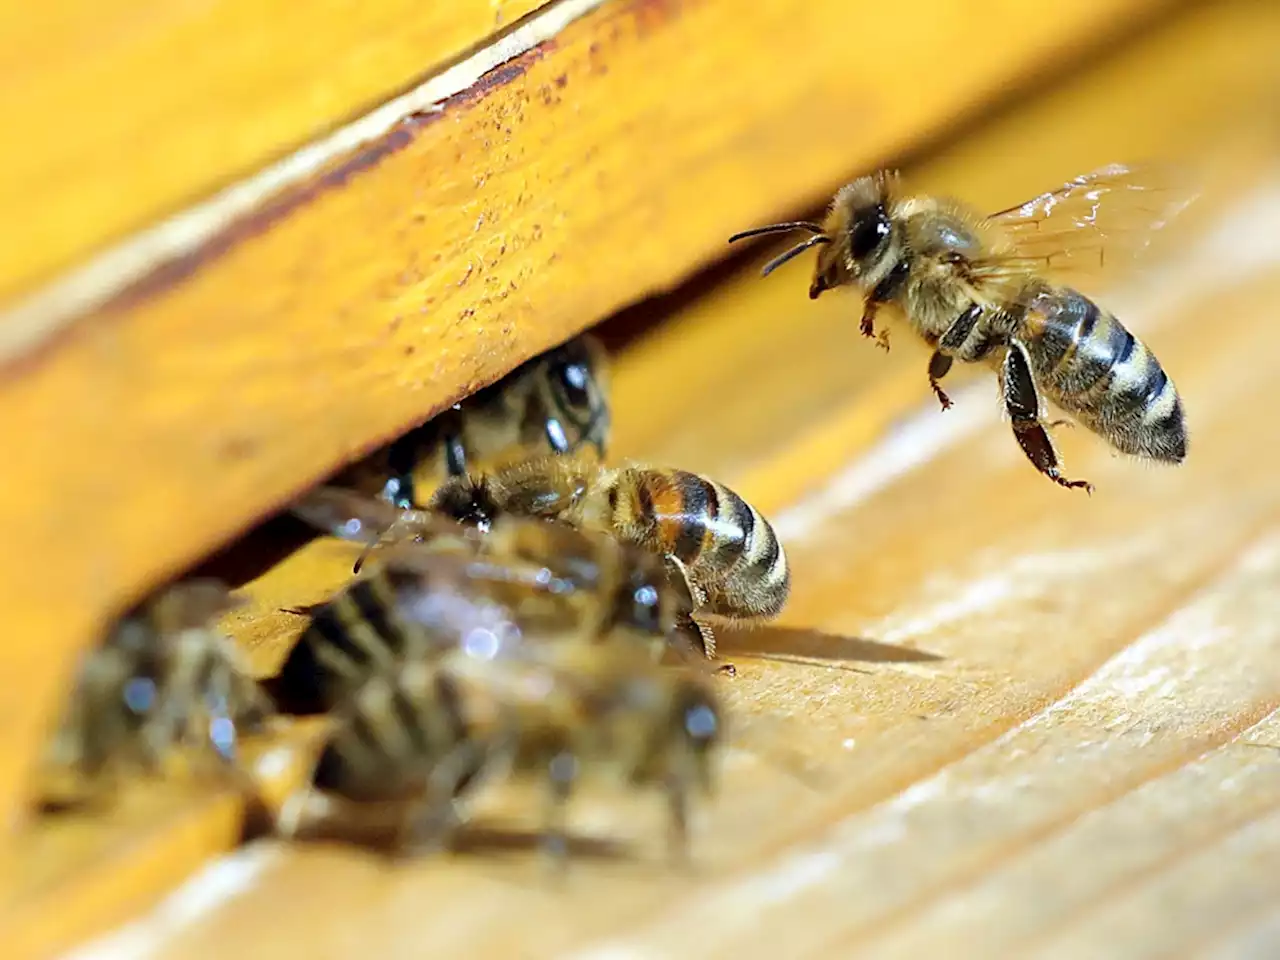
3, 0, 1279, 957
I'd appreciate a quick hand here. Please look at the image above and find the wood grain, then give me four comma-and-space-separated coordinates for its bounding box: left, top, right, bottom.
0, 0, 1180, 841
0, 0, 552, 295
23, 1, 1280, 955
74, 174, 1280, 960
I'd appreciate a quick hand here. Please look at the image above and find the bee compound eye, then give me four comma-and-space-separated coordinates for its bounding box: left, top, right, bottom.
544, 417, 571, 453
631, 583, 662, 631
848, 204, 892, 260
684, 704, 718, 742
555, 362, 593, 409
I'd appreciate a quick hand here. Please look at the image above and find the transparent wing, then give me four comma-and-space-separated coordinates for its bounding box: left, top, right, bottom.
373, 543, 599, 661
982, 163, 1198, 286
290, 485, 446, 544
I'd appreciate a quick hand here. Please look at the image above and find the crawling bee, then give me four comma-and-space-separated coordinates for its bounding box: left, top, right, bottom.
273, 489, 704, 715
729, 165, 1191, 491
40, 580, 271, 808
336, 334, 611, 508
283, 635, 722, 864
426, 455, 790, 656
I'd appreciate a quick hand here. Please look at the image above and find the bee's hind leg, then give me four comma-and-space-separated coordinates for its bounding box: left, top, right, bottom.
927, 352, 953, 410
1002, 343, 1094, 494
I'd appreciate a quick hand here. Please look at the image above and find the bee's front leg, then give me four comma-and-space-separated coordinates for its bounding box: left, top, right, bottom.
859, 261, 910, 350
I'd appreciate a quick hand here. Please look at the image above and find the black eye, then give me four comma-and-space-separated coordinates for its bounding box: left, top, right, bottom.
684, 703, 718, 744
554, 362, 593, 410
849, 204, 891, 260
630, 583, 662, 633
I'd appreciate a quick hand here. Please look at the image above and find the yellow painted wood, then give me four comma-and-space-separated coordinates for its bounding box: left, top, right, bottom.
0, 0, 550, 294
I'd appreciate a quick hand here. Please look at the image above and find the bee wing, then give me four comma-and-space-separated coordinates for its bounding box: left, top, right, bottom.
373, 540, 577, 596
982, 163, 1198, 287
150, 579, 245, 632
290, 485, 428, 542
376, 547, 591, 661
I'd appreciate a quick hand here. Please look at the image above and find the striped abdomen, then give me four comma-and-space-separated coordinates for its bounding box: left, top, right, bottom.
269, 576, 417, 715
622, 469, 790, 620
159, 632, 270, 757
311, 663, 475, 803
1021, 286, 1186, 462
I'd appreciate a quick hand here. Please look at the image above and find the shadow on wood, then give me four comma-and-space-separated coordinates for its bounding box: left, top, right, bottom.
290, 819, 635, 865
715, 624, 943, 666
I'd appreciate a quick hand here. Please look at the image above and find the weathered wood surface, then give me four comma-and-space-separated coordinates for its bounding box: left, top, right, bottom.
74, 176, 1280, 960
0, 0, 1178, 843
21, 2, 1280, 957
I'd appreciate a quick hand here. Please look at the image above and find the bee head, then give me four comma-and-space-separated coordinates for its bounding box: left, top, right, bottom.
728, 172, 897, 300
812, 174, 897, 299
428, 476, 500, 532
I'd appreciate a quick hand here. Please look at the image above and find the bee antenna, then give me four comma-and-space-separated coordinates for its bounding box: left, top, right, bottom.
727, 221, 825, 243
352, 537, 379, 575
760, 235, 832, 277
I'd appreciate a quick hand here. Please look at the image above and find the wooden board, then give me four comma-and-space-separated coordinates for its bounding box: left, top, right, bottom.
25, 1, 1280, 956
0, 0, 553, 294
0, 0, 1178, 839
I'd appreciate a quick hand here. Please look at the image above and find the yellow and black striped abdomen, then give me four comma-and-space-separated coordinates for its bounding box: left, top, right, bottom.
627, 469, 790, 621
311, 663, 474, 803
268, 575, 417, 715
1022, 286, 1187, 463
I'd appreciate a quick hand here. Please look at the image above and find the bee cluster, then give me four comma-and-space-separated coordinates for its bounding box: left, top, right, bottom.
38, 164, 1191, 868
39, 333, 790, 865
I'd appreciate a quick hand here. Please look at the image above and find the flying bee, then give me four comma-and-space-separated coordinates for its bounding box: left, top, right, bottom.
273, 489, 704, 715
40, 580, 272, 809
729, 165, 1192, 491
283, 636, 722, 865
426, 454, 791, 656
335, 334, 611, 509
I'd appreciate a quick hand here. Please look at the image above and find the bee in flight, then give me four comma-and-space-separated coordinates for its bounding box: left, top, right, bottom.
281, 628, 723, 865
335, 334, 611, 509
273, 491, 704, 715
424, 455, 791, 660
40, 580, 271, 809
729, 165, 1191, 492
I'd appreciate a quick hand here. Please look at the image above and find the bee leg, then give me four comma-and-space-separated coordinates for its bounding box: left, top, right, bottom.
276, 780, 315, 842
930, 303, 984, 410
397, 743, 486, 856
860, 261, 910, 349
696, 623, 737, 679
858, 299, 879, 341
1002, 343, 1094, 494
442, 431, 468, 480
927, 352, 954, 410
859, 301, 892, 351
665, 774, 691, 868
385, 419, 457, 505
541, 750, 579, 871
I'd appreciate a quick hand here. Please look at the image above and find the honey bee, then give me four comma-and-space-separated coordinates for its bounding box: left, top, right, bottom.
272, 490, 704, 715
336, 334, 611, 508
40, 580, 271, 808
285, 635, 722, 864
426, 455, 791, 655
729, 165, 1191, 491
